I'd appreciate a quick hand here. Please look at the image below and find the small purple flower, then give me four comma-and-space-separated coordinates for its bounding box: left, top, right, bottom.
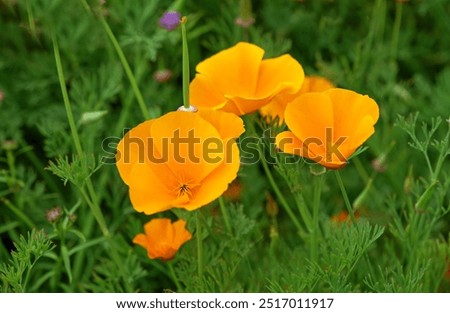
159, 11, 181, 31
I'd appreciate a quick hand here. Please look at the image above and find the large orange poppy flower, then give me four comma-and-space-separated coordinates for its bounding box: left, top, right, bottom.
275, 88, 379, 169
189, 42, 304, 115
260, 75, 335, 124
116, 110, 244, 215
133, 218, 192, 261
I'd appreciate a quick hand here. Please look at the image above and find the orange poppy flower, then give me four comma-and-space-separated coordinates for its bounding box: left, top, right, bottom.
275, 88, 379, 169
116, 110, 244, 215
189, 42, 304, 115
133, 218, 192, 261
260, 75, 335, 124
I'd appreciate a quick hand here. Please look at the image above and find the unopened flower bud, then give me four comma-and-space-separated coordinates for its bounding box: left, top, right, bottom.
403, 165, 414, 194
153, 69, 173, 83
2, 140, 18, 150
372, 154, 387, 173
46, 207, 62, 223
235, 17, 255, 28
68, 213, 77, 223
266, 192, 279, 217
0, 90, 4, 102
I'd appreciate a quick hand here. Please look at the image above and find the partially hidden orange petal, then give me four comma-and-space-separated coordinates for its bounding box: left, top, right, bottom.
196, 109, 245, 140
190, 73, 227, 110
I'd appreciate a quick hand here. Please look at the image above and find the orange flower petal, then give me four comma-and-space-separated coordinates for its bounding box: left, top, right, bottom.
183, 142, 241, 210
255, 54, 304, 98
260, 75, 334, 124
284, 92, 334, 157
145, 218, 174, 244
116, 120, 154, 185
195, 42, 264, 99
150, 111, 223, 184
299, 76, 335, 94
127, 162, 176, 215
171, 220, 193, 248
132, 233, 148, 249
324, 88, 379, 142
196, 109, 245, 140
275, 131, 304, 157
189, 74, 227, 110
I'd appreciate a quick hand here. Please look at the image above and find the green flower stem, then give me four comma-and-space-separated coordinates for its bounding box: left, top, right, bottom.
245, 116, 303, 234
52, 33, 110, 237
334, 170, 357, 223
181, 18, 190, 109
25, 0, 38, 41
311, 174, 324, 263
79, 0, 149, 120
391, 1, 403, 60
167, 261, 182, 291
259, 149, 303, 234
219, 196, 232, 235
196, 211, 204, 278
5, 149, 16, 183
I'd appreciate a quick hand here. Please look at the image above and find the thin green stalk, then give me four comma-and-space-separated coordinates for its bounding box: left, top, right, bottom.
246, 117, 303, 234
167, 261, 182, 291
25, 0, 38, 41
391, 1, 403, 60
6, 150, 16, 183
353, 156, 370, 183
52, 36, 83, 156
181, 18, 190, 109
79, 0, 149, 120
52, 34, 109, 236
196, 212, 204, 278
334, 171, 357, 223
218, 196, 232, 235
1, 198, 35, 229
311, 174, 324, 263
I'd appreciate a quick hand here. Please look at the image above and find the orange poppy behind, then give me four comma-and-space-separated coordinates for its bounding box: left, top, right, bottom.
133, 218, 192, 261
189, 42, 304, 115
260, 75, 335, 124
275, 88, 379, 169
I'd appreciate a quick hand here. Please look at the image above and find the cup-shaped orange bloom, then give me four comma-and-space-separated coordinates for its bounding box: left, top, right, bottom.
133, 218, 192, 261
260, 75, 335, 124
116, 110, 244, 215
189, 42, 304, 115
275, 88, 379, 169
